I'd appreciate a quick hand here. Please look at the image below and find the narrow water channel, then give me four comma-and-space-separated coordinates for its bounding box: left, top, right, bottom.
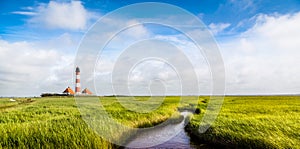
124, 112, 204, 149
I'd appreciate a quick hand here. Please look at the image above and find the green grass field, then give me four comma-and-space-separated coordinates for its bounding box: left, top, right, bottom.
0, 96, 299, 148
187, 96, 300, 148
0, 96, 183, 148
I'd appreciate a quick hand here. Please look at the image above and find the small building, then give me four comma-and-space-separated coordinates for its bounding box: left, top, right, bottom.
63, 86, 75, 95
82, 88, 93, 95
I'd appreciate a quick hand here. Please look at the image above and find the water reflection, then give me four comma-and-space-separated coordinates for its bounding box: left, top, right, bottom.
125, 112, 199, 149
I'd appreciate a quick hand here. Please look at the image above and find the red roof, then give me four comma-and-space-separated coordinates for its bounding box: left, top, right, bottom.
82, 88, 92, 94
63, 87, 75, 95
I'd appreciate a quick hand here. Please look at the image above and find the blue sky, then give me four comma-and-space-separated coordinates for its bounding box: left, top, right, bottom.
1, 0, 300, 96
2, 0, 300, 41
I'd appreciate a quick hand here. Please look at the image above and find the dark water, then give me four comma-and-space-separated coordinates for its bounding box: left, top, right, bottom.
124, 112, 205, 149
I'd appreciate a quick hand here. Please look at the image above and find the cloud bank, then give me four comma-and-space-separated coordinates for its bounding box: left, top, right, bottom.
2, 0, 300, 96
0, 39, 74, 97
222, 12, 300, 94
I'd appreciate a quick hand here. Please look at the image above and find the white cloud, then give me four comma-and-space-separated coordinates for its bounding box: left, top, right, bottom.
229, 0, 254, 11
221, 12, 300, 94
125, 20, 150, 38
243, 13, 300, 51
11, 11, 37, 16
28, 1, 94, 30
0, 39, 74, 97
209, 23, 231, 35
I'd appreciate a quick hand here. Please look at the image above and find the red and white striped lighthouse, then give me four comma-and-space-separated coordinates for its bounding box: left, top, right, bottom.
75, 66, 81, 94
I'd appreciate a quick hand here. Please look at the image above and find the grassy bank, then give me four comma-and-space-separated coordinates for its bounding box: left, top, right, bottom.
186, 96, 300, 148
0, 96, 182, 148
1, 96, 299, 148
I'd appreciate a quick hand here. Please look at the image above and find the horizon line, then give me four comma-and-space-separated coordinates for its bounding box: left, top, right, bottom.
2, 93, 300, 98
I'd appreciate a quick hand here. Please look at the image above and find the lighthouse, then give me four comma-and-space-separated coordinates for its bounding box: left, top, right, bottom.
75, 66, 81, 94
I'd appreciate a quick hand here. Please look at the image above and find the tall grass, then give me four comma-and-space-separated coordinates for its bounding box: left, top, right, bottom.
1, 96, 299, 148
0, 96, 182, 148
187, 96, 300, 148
